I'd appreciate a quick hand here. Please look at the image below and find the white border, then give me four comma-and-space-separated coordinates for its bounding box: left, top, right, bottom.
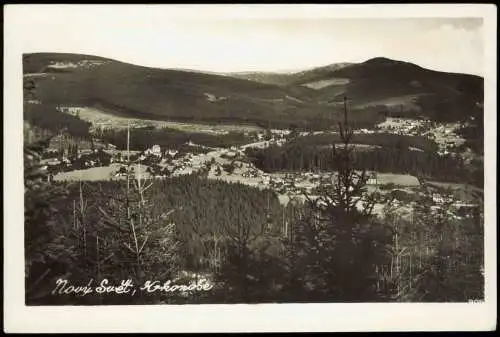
4, 4, 497, 332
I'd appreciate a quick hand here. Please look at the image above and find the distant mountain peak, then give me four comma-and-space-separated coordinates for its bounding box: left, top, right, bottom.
363, 57, 400, 65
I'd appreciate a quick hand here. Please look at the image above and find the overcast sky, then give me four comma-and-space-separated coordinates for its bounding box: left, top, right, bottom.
10, 6, 485, 76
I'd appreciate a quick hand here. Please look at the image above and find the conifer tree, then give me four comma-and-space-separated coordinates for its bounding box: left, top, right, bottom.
24, 139, 77, 304
287, 96, 392, 302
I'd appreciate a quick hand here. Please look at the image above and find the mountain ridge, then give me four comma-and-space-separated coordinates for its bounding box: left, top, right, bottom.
23, 52, 483, 129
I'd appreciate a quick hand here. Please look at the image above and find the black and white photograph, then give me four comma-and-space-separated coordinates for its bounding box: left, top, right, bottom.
4, 4, 497, 332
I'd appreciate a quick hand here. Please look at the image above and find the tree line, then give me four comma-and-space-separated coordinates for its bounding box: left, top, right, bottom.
24, 103, 91, 139
245, 142, 479, 187
98, 126, 252, 151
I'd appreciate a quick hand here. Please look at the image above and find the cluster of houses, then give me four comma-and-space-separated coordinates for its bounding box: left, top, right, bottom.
139, 144, 179, 160
376, 117, 466, 156
39, 146, 114, 181
43, 132, 117, 171
424, 123, 466, 156
376, 117, 435, 136
427, 182, 481, 219
268, 175, 299, 194
39, 127, 479, 222
355, 128, 377, 135
111, 144, 182, 178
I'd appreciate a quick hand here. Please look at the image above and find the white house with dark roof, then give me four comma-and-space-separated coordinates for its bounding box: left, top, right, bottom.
144, 144, 162, 157
367, 172, 378, 185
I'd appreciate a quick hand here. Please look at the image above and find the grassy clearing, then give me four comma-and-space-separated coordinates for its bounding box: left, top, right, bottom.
302, 78, 350, 90
53, 163, 151, 181
376, 173, 420, 186
61, 106, 264, 134
354, 94, 422, 111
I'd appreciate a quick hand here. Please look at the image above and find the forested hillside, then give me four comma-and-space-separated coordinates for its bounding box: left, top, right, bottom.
24, 115, 484, 305
24, 53, 483, 130
22, 52, 485, 306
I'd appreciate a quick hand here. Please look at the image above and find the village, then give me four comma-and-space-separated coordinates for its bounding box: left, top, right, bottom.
375, 117, 467, 155
37, 116, 478, 221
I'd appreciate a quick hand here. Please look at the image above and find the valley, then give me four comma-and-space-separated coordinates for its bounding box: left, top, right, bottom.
42, 101, 479, 220
23, 52, 485, 305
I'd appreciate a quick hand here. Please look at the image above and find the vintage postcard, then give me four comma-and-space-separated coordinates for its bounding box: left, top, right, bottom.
4, 4, 497, 332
